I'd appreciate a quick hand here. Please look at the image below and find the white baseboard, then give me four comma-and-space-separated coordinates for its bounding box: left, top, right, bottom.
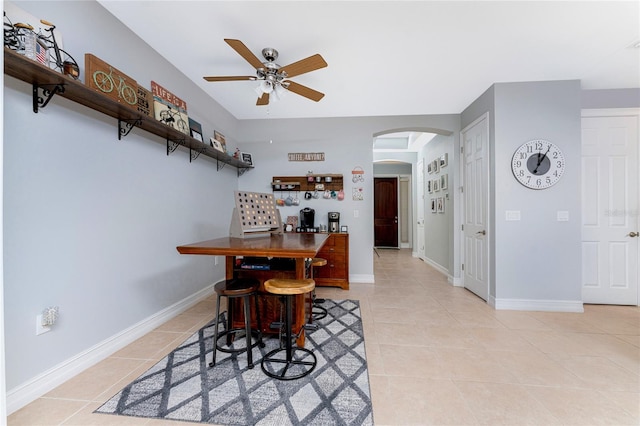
493, 297, 584, 313
448, 275, 463, 287
423, 258, 449, 277
6, 282, 217, 415
349, 274, 375, 284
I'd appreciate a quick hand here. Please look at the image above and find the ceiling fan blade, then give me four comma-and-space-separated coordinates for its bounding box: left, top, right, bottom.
203, 76, 256, 82
284, 80, 325, 102
224, 39, 264, 69
279, 54, 327, 78
256, 92, 270, 106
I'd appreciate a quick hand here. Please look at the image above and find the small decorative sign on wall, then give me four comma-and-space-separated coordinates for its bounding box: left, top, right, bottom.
288, 152, 325, 162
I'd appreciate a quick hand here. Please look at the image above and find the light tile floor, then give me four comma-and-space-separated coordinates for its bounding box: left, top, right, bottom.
8, 249, 640, 425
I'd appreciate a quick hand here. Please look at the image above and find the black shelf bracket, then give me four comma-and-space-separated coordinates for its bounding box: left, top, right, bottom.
216, 157, 227, 172
189, 145, 206, 162
118, 118, 142, 140
32, 83, 65, 113
166, 137, 183, 156
237, 167, 250, 177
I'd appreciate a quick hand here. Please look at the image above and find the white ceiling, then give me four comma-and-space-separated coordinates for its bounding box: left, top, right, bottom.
98, 1, 639, 121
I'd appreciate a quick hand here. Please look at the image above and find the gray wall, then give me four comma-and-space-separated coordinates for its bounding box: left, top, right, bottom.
462, 80, 583, 303
3, 0, 237, 390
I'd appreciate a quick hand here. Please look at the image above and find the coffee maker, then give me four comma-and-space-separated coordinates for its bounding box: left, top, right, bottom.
298, 208, 318, 233
328, 212, 340, 233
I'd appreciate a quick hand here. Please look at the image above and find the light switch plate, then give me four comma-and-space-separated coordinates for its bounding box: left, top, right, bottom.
557, 211, 569, 221
505, 210, 521, 221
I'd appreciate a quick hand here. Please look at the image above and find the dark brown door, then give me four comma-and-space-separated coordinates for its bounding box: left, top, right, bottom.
374, 177, 398, 247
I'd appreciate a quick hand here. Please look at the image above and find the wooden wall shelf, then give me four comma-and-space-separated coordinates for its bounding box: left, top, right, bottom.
4, 48, 253, 175
272, 174, 343, 192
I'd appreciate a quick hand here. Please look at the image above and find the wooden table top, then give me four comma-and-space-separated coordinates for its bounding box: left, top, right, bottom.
176, 233, 329, 258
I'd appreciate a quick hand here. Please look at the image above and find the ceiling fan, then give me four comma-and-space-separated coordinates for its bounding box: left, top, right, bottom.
204, 39, 328, 106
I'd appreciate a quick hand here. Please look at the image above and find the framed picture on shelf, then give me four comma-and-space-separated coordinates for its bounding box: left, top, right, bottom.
210, 137, 224, 152
188, 118, 203, 142
213, 130, 227, 153
241, 152, 253, 166
341, 225, 348, 233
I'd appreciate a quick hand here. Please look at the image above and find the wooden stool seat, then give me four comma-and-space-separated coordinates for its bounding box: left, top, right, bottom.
261, 278, 317, 380
311, 258, 327, 267
210, 278, 263, 369
263, 278, 315, 295
214, 278, 260, 297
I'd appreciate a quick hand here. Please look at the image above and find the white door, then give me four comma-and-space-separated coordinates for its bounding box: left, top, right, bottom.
461, 113, 490, 300
417, 159, 425, 259
582, 109, 639, 305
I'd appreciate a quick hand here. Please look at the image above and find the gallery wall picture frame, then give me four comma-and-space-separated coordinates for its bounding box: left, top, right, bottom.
440, 153, 448, 168
431, 198, 437, 213
437, 197, 445, 213
433, 159, 440, 174
188, 118, 203, 142
427, 180, 433, 193
427, 162, 433, 174
210, 137, 224, 152
440, 174, 448, 190
241, 152, 253, 166
433, 178, 440, 192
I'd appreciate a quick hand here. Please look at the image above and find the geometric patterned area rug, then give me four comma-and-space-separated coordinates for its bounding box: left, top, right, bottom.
95, 299, 373, 425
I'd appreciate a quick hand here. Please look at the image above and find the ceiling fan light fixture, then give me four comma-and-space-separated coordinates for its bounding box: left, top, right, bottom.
271, 83, 288, 102
255, 80, 273, 95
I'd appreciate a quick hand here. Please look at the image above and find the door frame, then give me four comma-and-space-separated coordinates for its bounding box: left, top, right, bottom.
459, 112, 491, 300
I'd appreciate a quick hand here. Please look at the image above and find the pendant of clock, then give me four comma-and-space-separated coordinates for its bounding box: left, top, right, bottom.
511, 139, 565, 189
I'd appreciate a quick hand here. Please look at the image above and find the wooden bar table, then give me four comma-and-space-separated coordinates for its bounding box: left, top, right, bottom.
177, 233, 329, 346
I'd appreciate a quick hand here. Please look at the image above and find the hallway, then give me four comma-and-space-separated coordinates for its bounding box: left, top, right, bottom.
8, 249, 640, 425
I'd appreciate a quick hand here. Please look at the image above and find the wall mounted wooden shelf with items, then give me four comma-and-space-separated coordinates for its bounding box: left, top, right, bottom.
3, 48, 253, 175
272, 174, 343, 192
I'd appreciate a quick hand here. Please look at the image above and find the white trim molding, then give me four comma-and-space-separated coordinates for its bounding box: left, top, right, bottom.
493, 298, 584, 313
6, 282, 217, 415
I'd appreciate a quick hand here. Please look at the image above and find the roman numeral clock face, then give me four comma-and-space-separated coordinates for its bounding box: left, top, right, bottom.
512, 139, 565, 189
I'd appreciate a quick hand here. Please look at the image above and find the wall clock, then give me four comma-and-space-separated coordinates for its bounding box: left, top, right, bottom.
512, 139, 565, 189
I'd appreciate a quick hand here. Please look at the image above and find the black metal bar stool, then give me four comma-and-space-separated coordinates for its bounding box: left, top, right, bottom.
261, 278, 317, 380
210, 278, 264, 369
309, 258, 328, 321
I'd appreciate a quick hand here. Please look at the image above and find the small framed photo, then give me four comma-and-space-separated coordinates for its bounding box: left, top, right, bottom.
440, 174, 448, 190
430, 198, 437, 213
439, 153, 448, 168
341, 225, 348, 233
432, 159, 440, 174
210, 137, 224, 152
241, 152, 253, 166
188, 118, 203, 142
437, 197, 445, 213
213, 130, 226, 152
427, 162, 433, 174
427, 180, 433, 193
433, 178, 440, 192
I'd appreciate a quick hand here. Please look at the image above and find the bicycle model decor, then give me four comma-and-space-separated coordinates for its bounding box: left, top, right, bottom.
3, 13, 79, 79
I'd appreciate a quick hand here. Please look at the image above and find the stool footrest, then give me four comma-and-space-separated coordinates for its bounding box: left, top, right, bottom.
214, 328, 263, 354
261, 347, 317, 380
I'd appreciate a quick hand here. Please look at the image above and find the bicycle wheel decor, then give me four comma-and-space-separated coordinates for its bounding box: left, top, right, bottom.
151, 81, 190, 136
85, 54, 138, 108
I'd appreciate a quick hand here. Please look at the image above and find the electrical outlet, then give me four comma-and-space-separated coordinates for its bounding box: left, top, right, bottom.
36, 314, 51, 335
